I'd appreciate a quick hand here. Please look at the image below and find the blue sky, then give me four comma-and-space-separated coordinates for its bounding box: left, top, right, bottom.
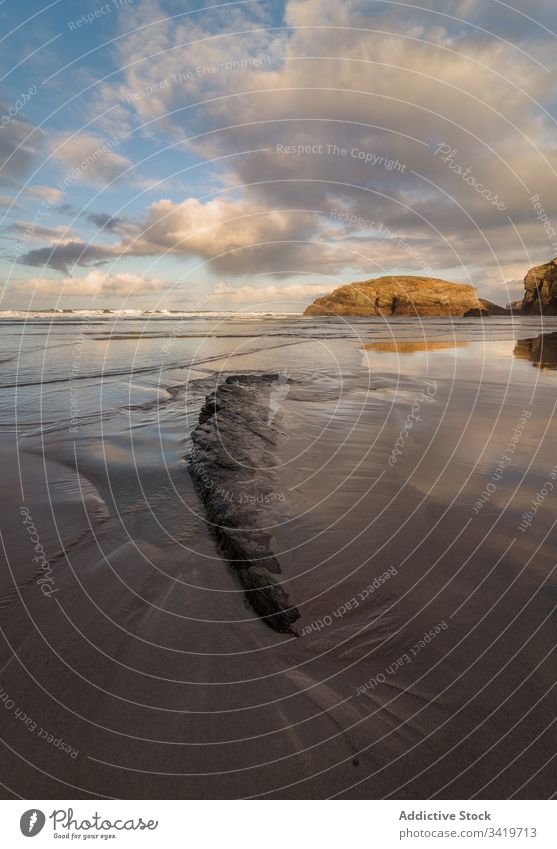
1, 0, 556, 310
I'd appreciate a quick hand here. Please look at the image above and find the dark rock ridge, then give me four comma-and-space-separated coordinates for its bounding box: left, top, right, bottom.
303, 276, 505, 317
521, 258, 557, 315
190, 374, 300, 635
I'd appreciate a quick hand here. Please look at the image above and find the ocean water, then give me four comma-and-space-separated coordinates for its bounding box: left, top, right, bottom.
0, 313, 556, 798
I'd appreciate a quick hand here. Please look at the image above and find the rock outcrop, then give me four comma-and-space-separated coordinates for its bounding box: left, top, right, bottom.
362, 340, 468, 354
464, 299, 510, 318
506, 300, 523, 312
521, 258, 557, 315
304, 276, 489, 317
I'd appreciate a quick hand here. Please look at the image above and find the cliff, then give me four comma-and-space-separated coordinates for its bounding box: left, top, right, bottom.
303, 276, 487, 317
521, 258, 557, 315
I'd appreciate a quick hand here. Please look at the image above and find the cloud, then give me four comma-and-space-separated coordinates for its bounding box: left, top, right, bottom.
54, 203, 76, 215
127, 196, 320, 271
25, 185, 64, 204
0, 109, 43, 188
205, 282, 329, 307
86, 211, 124, 232
13, 269, 172, 298
16, 196, 324, 275
51, 132, 132, 187
17, 241, 118, 272
8, 220, 78, 243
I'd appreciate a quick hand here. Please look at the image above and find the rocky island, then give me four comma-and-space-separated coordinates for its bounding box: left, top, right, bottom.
303, 275, 503, 317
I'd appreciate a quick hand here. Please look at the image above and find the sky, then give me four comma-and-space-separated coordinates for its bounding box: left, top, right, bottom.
0, 0, 556, 312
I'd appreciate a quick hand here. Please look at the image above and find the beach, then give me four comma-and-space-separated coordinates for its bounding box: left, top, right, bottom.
0, 313, 556, 799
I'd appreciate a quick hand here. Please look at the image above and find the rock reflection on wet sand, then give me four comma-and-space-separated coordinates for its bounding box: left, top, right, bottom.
361, 340, 469, 354
514, 333, 557, 369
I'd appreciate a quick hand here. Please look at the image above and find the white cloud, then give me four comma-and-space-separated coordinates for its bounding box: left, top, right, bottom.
14, 270, 171, 298
0, 108, 44, 187
205, 282, 329, 306
128, 196, 319, 269
51, 133, 132, 187
25, 185, 64, 204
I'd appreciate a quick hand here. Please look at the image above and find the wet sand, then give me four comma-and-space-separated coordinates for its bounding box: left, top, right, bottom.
0, 316, 556, 798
